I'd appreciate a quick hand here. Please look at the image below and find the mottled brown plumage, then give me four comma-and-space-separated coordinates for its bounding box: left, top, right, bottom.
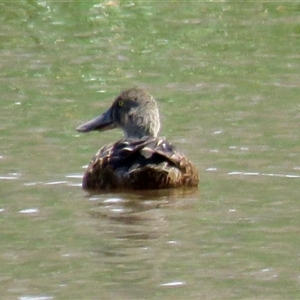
76, 88, 199, 190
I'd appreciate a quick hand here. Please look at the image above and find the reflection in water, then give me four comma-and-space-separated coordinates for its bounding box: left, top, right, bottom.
0, 173, 21, 180
19, 208, 39, 214
86, 189, 199, 286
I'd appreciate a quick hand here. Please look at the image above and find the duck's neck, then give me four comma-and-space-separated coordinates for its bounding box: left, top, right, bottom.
122, 121, 160, 139
123, 128, 155, 140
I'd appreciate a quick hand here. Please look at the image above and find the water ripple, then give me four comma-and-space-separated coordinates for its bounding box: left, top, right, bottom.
228, 171, 300, 179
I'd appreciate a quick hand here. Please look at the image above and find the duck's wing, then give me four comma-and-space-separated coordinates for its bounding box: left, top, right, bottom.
83, 137, 199, 190
126, 137, 199, 188
82, 138, 158, 189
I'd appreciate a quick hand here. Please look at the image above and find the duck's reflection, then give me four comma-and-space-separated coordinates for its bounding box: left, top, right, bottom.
85, 188, 199, 286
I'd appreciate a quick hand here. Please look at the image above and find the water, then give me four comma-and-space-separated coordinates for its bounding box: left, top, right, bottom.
1, 2, 300, 299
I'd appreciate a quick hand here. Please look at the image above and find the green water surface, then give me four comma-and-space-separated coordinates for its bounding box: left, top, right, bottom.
1, 2, 300, 299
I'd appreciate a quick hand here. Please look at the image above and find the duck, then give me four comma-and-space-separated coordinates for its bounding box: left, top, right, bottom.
76, 88, 199, 190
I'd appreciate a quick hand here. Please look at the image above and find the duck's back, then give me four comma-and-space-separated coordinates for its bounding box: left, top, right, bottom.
82, 137, 199, 190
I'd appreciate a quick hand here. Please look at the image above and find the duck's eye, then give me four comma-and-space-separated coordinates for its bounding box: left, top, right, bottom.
118, 100, 124, 107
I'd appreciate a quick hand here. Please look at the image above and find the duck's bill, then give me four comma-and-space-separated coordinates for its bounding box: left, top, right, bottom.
76, 109, 116, 133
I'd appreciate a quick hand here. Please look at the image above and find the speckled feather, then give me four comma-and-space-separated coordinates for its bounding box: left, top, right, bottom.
82, 137, 199, 190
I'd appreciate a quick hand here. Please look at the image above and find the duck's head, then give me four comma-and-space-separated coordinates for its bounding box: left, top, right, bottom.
76, 88, 160, 139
